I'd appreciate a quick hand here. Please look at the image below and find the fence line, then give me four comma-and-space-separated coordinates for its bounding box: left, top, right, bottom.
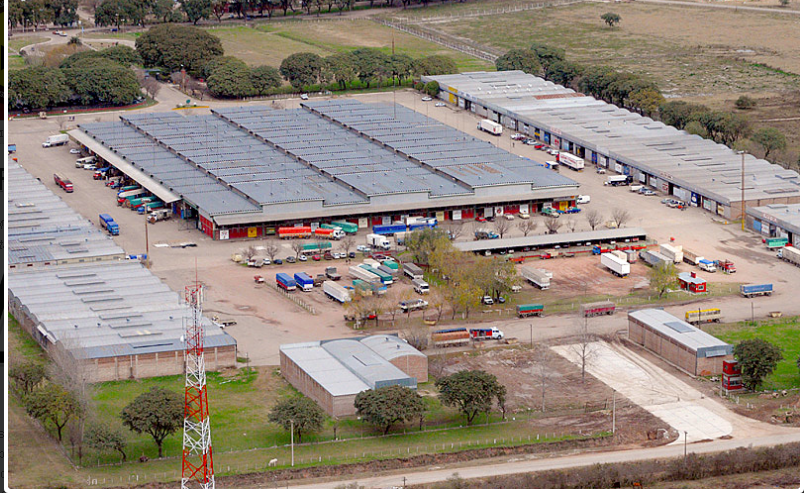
273, 284, 317, 314
391, 0, 584, 24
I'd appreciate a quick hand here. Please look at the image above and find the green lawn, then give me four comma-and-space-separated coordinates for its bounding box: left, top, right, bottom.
8, 35, 48, 53
81, 32, 141, 41
9, 55, 26, 70
704, 317, 800, 390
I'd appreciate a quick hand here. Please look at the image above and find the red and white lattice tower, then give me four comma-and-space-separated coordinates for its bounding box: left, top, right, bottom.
181, 282, 215, 489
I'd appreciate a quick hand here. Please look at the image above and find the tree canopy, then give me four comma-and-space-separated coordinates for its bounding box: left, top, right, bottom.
63, 58, 142, 106
601, 12, 621, 27
648, 262, 678, 298
180, 0, 213, 25
136, 24, 224, 76
9, 362, 47, 395
734, 339, 784, 391
280, 52, 324, 90
23, 382, 82, 442
750, 127, 787, 159
84, 421, 128, 462
250, 65, 284, 95
436, 370, 506, 425
206, 56, 255, 97
120, 386, 184, 458
354, 385, 426, 434
412, 55, 458, 77
95, 0, 149, 29
495, 49, 542, 75
60, 45, 141, 69
529, 43, 565, 69
268, 395, 326, 440
9, 66, 72, 110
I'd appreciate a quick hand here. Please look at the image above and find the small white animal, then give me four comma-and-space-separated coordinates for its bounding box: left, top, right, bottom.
268, 458, 278, 467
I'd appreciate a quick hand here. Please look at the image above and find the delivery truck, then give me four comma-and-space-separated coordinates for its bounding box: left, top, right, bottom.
323, 280, 351, 303
605, 175, 632, 186
477, 119, 503, 136
54, 174, 73, 193
42, 134, 70, 147
601, 252, 630, 277
659, 244, 683, 263
98, 213, 120, 235
558, 153, 584, 172
403, 262, 424, 279
740, 283, 773, 297
777, 246, 800, 266
698, 259, 717, 272
276, 273, 296, 292
470, 327, 504, 340
366, 233, 391, 249
432, 328, 471, 347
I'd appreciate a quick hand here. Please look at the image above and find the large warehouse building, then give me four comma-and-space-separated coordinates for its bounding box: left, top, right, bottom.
422, 71, 799, 220
746, 203, 800, 248
280, 335, 427, 417
627, 309, 733, 376
7, 160, 237, 382
69, 99, 579, 240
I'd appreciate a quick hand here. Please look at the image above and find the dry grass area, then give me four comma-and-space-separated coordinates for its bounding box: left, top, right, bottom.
654, 466, 801, 489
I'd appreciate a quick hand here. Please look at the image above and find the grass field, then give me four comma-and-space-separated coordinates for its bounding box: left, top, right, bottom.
209, 21, 494, 72
8, 35, 48, 53
81, 32, 141, 41
704, 317, 800, 390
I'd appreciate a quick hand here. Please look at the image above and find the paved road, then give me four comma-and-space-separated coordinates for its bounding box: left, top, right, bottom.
293, 431, 800, 488
634, 0, 799, 14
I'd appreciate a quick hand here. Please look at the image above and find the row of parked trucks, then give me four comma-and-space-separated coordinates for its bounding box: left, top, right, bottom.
431, 326, 505, 346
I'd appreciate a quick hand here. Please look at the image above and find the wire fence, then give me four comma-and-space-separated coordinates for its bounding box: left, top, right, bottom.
273, 284, 318, 314
390, 0, 584, 24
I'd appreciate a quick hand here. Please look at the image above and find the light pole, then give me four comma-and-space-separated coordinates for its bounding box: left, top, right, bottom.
612, 389, 616, 436
683, 430, 687, 458
738, 150, 746, 231
290, 419, 295, 467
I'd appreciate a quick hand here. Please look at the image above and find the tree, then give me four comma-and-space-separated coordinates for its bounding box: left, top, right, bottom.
84, 421, 128, 463
354, 385, 425, 435
268, 395, 325, 440
142, 77, 162, 100
136, 24, 224, 76
436, 370, 507, 425
406, 228, 450, 265
9, 66, 72, 110
532, 345, 553, 412
24, 383, 82, 442
543, 216, 562, 234
735, 95, 756, 110
250, 65, 283, 95
610, 208, 630, 228
341, 236, 355, 258
649, 262, 678, 298
529, 43, 565, 69
751, 127, 787, 159
264, 242, 280, 263
734, 339, 784, 391
494, 218, 511, 238
180, 0, 212, 25
280, 52, 324, 90
291, 240, 305, 259
684, 121, 708, 139
242, 245, 257, 262
423, 80, 440, 97
545, 60, 584, 88
601, 12, 621, 27
573, 317, 597, 384
626, 87, 664, 117
324, 53, 357, 90
658, 100, 711, 130
495, 49, 542, 75
95, 0, 148, 29
389, 54, 414, 86
120, 387, 183, 458
62, 58, 143, 106
153, 0, 179, 22
10, 361, 47, 395
517, 219, 536, 236
206, 57, 256, 98
412, 55, 458, 77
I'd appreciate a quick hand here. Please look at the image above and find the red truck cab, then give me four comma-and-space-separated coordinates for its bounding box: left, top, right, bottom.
54, 174, 73, 193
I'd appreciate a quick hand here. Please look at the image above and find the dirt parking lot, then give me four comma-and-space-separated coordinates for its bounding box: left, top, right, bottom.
8, 89, 799, 367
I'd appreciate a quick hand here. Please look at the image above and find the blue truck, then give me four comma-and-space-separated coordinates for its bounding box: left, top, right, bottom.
740, 284, 773, 298
294, 272, 314, 292
98, 213, 120, 235
276, 273, 296, 292
373, 223, 407, 235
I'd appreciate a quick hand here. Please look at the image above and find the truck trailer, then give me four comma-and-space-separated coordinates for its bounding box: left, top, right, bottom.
350, 265, 381, 283
516, 303, 544, 318
477, 119, 503, 136
683, 250, 704, 266
685, 308, 722, 325
98, 213, 119, 235
329, 221, 358, 234
601, 253, 630, 277
294, 272, 314, 292
42, 134, 70, 147
403, 263, 424, 279
325, 266, 342, 280
659, 244, 683, 263
359, 264, 393, 285
323, 280, 351, 303
276, 273, 297, 291
521, 266, 551, 289
740, 284, 773, 298
373, 223, 407, 235
557, 153, 584, 172
640, 250, 673, 268
432, 328, 472, 347
581, 301, 615, 317
278, 226, 312, 239
777, 246, 800, 266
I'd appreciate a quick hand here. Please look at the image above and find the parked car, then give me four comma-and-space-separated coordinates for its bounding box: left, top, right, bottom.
504, 213, 515, 220
511, 133, 523, 140
497, 296, 506, 304
421, 96, 432, 101
533, 144, 546, 150
476, 216, 487, 222
519, 212, 531, 219
298, 254, 308, 262
312, 254, 322, 261
348, 252, 356, 258
482, 295, 494, 305
300, 93, 309, 100
285, 256, 296, 263
547, 149, 559, 156
523, 139, 538, 145
273, 258, 283, 265
356, 245, 371, 252
596, 168, 606, 174
435, 102, 446, 107
577, 195, 591, 204
69, 148, 81, 154
641, 189, 656, 196
324, 252, 334, 260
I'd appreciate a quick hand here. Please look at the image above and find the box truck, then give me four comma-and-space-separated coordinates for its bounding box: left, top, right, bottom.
477, 119, 503, 136
54, 174, 73, 193
367, 233, 391, 249
601, 253, 630, 277
558, 153, 584, 172
42, 134, 70, 147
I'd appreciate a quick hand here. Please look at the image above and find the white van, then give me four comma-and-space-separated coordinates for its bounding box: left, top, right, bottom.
412, 278, 429, 295
577, 195, 591, 204
76, 156, 97, 167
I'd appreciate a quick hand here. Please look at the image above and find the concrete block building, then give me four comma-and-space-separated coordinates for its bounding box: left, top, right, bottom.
280, 335, 426, 417
628, 309, 733, 376
746, 204, 800, 248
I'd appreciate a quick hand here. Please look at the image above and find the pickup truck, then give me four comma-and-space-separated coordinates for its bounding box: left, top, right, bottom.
399, 299, 429, 312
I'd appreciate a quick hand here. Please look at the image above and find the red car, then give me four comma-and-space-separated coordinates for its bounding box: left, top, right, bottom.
475, 216, 487, 222
534, 144, 546, 150
312, 254, 322, 261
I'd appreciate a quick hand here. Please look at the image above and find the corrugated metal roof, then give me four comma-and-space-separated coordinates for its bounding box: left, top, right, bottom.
454, 227, 648, 252
359, 334, 424, 360
678, 272, 706, 285
628, 309, 732, 356
746, 204, 800, 235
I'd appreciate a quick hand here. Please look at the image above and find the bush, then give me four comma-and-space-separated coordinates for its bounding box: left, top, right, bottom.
423, 80, 440, 97
136, 24, 223, 76
61, 46, 141, 69
735, 95, 757, 110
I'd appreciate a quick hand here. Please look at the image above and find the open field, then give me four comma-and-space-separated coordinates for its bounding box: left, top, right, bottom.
8, 35, 48, 52
703, 317, 800, 390
209, 21, 494, 71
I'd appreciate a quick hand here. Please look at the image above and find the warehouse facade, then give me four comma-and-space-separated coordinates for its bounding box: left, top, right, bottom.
422, 71, 799, 220
628, 309, 732, 376
746, 204, 800, 248
280, 336, 426, 417
69, 99, 579, 240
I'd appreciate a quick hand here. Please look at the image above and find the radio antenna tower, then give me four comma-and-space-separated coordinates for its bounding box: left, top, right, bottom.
181, 278, 215, 489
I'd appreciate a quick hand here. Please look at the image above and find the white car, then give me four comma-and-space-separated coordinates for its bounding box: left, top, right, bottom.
356, 245, 371, 252
298, 254, 308, 262
577, 195, 591, 204
596, 167, 606, 174
83, 163, 97, 170
434, 102, 446, 107
518, 212, 530, 219
547, 149, 560, 156
300, 93, 309, 100
421, 96, 432, 101
69, 148, 81, 154
504, 213, 515, 221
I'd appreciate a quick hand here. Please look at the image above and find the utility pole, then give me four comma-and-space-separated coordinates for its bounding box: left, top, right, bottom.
612, 389, 616, 436
290, 419, 295, 467
144, 213, 151, 268
739, 150, 746, 231
684, 430, 688, 458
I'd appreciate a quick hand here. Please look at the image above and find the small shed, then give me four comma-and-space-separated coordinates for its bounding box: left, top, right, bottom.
678, 271, 707, 293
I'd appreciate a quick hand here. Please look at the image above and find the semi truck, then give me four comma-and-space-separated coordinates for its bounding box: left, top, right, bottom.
683, 249, 704, 266
659, 244, 683, 263
581, 301, 615, 317
470, 327, 504, 340
777, 246, 800, 266
98, 213, 120, 235
477, 119, 503, 136
715, 259, 736, 274
329, 221, 358, 234
294, 272, 314, 292
367, 233, 391, 249
278, 226, 312, 239
403, 262, 424, 279
605, 175, 632, 186
313, 227, 345, 240
350, 265, 381, 283
42, 134, 70, 147
147, 209, 171, 223
557, 153, 584, 172
685, 308, 721, 325
640, 250, 673, 268
516, 303, 544, 318
325, 266, 341, 281
373, 223, 407, 235
413, 278, 429, 294
740, 284, 773, 298
276, 273, 296, 292
359, 264, 392, 285
521, 266, 551, 289
323, 280, 351, 303
432, 328, 472, 347
399, 299, 428, 312
601, 252, 630, 277
54, 174, 73, 193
